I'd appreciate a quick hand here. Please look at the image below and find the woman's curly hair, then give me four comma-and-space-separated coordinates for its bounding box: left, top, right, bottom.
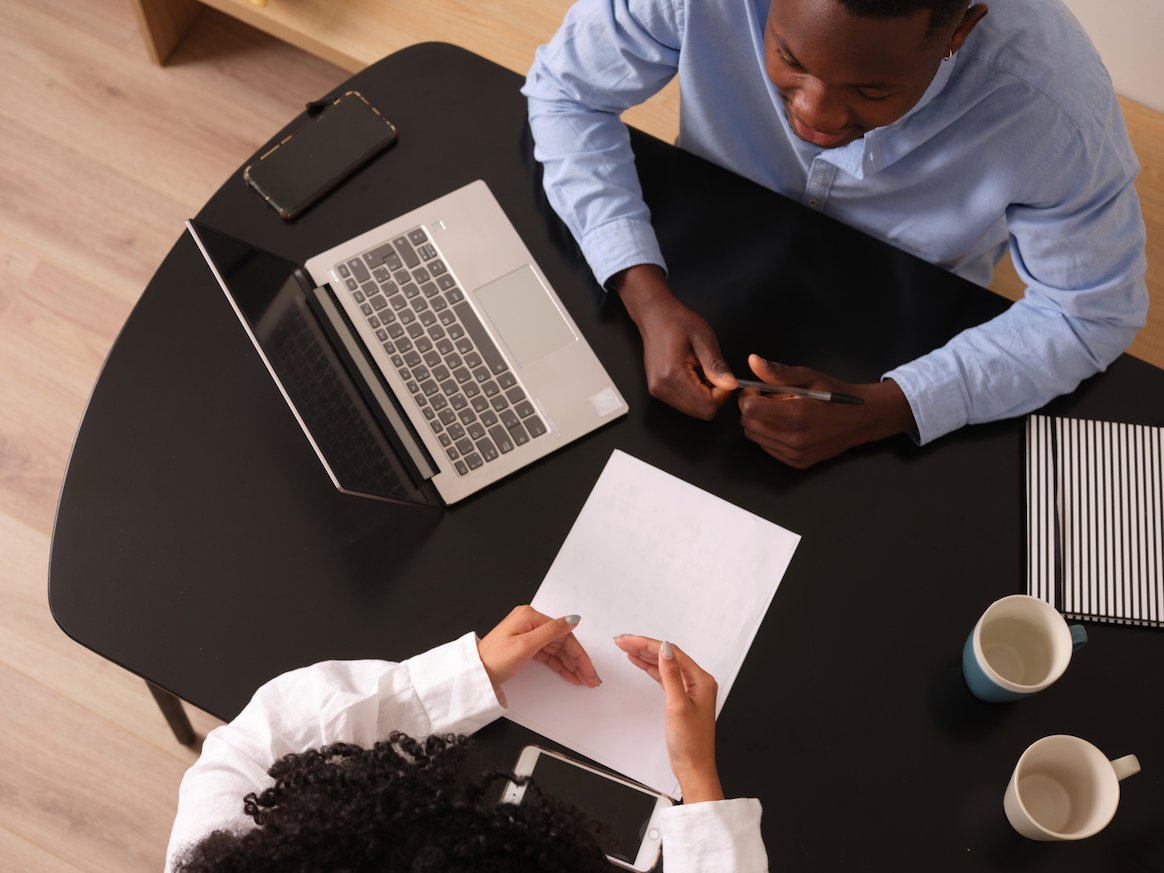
173, 731, 614, 873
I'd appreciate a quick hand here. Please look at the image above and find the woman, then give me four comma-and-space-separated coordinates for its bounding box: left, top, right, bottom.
166, 605, 768, 871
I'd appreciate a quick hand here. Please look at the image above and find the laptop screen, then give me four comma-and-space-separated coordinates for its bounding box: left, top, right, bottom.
188, 220, 440, 507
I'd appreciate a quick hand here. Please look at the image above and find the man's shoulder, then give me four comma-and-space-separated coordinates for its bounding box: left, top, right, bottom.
966, 0, 1117, 132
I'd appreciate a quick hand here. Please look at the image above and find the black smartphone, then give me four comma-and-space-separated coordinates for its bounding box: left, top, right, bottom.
501, 745, 670, 871
243, 91, 398, 220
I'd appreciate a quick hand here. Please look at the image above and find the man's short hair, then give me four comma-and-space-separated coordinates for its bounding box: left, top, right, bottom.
836, 0, 970, 37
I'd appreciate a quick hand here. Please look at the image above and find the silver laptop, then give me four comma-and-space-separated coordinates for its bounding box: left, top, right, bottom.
188, 180, 627, 505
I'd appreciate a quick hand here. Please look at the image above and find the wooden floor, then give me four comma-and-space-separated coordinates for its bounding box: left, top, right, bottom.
0, 2, 1159, 870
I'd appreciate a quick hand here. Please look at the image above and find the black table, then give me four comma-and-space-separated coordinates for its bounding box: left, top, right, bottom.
50, 43, 1164, 871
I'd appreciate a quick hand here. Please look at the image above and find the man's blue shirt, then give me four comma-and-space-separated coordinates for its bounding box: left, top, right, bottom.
523, 0, 1148, 443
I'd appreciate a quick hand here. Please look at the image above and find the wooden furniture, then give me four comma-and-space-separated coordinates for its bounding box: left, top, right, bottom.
130, 0, 572, 74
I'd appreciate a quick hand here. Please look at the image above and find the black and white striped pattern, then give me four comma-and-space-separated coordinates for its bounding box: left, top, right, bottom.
1027, 414, 1164, 627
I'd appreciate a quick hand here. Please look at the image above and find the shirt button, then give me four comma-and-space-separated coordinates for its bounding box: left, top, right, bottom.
808, 198, 818, 207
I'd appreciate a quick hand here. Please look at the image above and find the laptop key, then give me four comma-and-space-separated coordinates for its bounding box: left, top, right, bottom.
455, 460, 469, 476
399, 310, 416, 325
453, 367, 472, 384
413, 267, 431, 284
454, 302, 509, 375
369, 295, 388, 312
471, 396, 490, 413
411, 364, 429, 381
464, 351, 483, 369
387, 323, 405, 339
420, 310, 437, 326
459, 408, 477, 425
415, 337, 432, 353
456, 437, 474, 456
465, 452, 483, 470
393, 269, 411, 286
421, 282, 439, 298
489, 425, 515, 454
348, 259, 371, 283
439, 433, 452, 447
490, 395, 509, 412
430, 395, 448, 411
477, 438, 499, 462
468, 421, 485, 440
508, 421, 530, 446
407, 322, 425, 339
431, 297, 447, 313
429, 325, 447, 341
420, 379, 439, 396
408, 228, 428, 245
432, 365, 451, 382
443, 380, 460, 398
525, 415, 547, 438
482, 380, 500, 397
448, 423, 465, 441
393, 237, 420, 268
505, 386, 526, 404
389, 294, 407, 311
424, 350, 442, 367
402, 283, 420, 299
462, 381, 480, 398
353, 289, 367, 304
515, 400, 535, 418
372, 266, 391, 283
500, 409, 519, 429
436, 274, 456, 290
361, 244, 396, 267
418, 244, 437, 261
498, 371, 516, 389
480, 409, 499, 427
429, 260, 447, 277
438, 408, 456, 425
447, 324, 464, 339
338, 263, 351, 278
445, 446, 459, 461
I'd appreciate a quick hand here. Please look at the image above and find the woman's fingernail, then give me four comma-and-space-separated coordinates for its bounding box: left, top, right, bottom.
613, 633, 631, 639
660, 640, 674, 659
565, 614, 581, 626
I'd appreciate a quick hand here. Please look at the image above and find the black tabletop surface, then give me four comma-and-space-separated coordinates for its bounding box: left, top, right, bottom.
50, 43, 1164, 871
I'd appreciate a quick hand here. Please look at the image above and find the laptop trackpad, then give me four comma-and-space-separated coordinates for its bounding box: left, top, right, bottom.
473, 265, 577, 367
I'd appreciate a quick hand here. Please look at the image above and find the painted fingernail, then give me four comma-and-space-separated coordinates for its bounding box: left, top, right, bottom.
565, 614, 581, 626
613, 633, 631, 639
660, 640, 674, 659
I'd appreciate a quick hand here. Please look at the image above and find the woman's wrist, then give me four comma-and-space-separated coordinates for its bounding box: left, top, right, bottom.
678, 767, 725, 804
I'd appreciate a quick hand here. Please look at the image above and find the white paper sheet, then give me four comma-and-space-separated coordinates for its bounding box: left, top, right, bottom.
503, 449, 800, 796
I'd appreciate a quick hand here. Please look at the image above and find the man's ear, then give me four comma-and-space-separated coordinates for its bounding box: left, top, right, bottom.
946, 3, 989, 56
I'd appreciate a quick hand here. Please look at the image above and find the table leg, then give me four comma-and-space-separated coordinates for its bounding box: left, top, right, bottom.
146, 681, 197, 746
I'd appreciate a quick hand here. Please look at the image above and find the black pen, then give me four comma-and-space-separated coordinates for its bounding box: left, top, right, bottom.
736, 379, 864, 405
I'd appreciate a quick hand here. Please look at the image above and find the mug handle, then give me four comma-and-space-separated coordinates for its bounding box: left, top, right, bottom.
1069, 624, 1088, 650
1111, 754, 1141, 781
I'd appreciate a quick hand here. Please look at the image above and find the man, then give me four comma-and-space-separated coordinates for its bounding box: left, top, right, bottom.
523, 0, 1147, 467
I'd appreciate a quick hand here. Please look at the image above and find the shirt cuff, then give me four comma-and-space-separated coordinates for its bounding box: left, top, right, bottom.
658, 798, 768, 873
401, 632, 506, 736
882, 357, 970, 446
579, 216, 667, 289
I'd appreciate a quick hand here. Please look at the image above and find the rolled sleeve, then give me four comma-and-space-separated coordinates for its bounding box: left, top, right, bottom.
659, 798, 768, 873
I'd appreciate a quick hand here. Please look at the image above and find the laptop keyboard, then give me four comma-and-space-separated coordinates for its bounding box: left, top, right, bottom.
335, 227, 547, 476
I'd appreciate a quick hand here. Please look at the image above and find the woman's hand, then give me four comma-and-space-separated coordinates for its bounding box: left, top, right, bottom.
478, 606, 600, 703
615, 634, 724, 803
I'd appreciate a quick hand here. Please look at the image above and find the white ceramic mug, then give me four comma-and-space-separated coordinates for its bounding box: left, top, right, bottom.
1004, 735, 1140, 840
962, 594, 1087, 702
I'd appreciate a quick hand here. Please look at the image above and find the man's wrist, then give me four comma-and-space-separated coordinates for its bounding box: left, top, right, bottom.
609, 264, 671, 328
864, 378, 917, 441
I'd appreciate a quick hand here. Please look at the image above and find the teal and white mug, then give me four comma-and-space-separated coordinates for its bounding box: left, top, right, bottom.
962, 594, 1087, 702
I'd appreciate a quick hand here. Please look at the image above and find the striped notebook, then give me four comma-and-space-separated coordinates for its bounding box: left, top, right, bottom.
1026, 414, 1164, 627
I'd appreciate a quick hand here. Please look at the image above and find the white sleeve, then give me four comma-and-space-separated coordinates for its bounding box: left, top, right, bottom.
659, 798, 769, 873
163, 632, 503, 871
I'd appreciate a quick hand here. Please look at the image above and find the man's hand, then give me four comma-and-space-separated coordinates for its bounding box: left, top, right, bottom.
612, 265, 737, 420
739, 354, 916, 468
614, 634, 725, 804
478, 606, 600, 704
